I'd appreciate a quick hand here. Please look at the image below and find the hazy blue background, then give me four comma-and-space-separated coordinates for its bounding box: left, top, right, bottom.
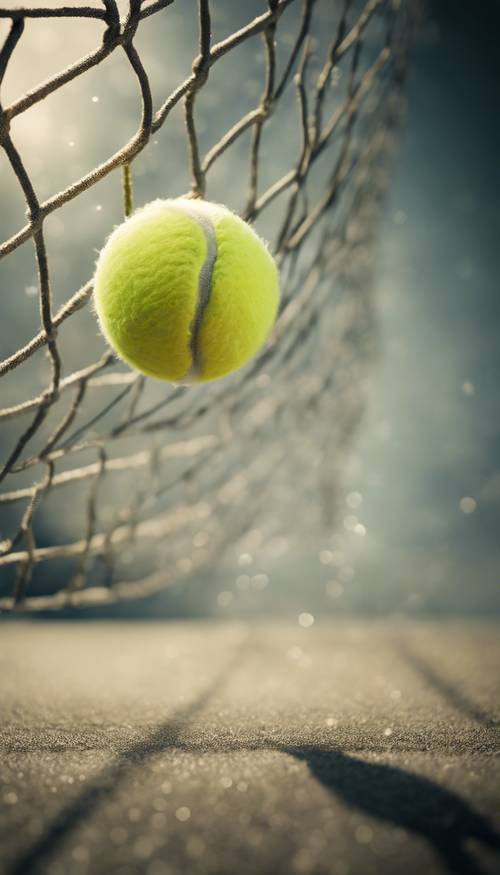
330, 0, 500, 616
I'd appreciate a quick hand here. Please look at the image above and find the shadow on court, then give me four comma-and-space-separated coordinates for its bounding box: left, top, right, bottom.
11, 739, 499, 875
286, 747, 500, 875
397, 639, 499, 730
9, 665, 500, 875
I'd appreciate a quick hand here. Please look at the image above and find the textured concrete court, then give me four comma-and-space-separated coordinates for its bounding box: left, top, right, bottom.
1, 620, 499, 875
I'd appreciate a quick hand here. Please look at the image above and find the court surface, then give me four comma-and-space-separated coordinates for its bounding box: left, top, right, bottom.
1, 619, 499, 875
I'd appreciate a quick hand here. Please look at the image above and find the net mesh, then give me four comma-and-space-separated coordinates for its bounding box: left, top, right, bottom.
0, 0, 413, 611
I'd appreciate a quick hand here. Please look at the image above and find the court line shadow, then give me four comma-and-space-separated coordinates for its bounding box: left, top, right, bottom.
398, 640, 498, 729
284, 746, 500, 875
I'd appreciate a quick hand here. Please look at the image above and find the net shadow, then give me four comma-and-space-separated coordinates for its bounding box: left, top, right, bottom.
287, 746, 500, 875
398, 640, 499, 730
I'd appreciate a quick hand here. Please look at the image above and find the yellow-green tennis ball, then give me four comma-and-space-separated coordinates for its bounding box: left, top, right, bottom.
93, 198, 280, 383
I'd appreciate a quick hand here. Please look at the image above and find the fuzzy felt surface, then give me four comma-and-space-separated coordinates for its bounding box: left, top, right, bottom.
94, 203, 205, 382
93, 199, 279, 383
196, 204, 279, 382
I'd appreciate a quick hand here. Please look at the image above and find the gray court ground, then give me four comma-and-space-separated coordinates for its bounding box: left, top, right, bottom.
1, 619, 499, 875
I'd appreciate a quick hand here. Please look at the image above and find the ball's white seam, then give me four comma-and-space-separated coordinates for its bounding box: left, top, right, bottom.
165, 200, 218, 382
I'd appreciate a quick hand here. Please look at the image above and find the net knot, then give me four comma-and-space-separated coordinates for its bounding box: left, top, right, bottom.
41, 386, 59, 407
191, 55, 210, 87
260, 101, 274, 121
44, 326, 58, 344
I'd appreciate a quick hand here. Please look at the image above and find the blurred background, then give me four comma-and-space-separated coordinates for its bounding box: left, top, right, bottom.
333, 0, 500, 617
0, 0, 498, 619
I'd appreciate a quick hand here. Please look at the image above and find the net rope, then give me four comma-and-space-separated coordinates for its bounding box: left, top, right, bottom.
0, 0, 413, 611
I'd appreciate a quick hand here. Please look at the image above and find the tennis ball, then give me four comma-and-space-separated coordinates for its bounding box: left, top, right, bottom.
93, 198, 279, 383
